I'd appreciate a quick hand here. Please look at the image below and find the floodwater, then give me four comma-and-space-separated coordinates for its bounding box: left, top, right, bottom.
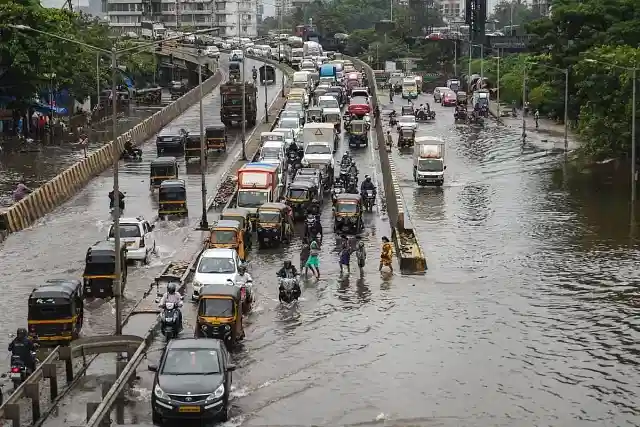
2, 85, 639, 427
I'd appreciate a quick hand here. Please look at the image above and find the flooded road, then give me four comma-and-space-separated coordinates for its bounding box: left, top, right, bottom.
4, 81, 640, 427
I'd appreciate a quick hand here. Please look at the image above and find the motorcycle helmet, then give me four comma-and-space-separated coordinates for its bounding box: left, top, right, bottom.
238, 264, 246, 274
167, 283, 177, 294
351, 160, 356, 166
16, 328, 27, 339
283, 260, 292, 268
365, 175, 371, 182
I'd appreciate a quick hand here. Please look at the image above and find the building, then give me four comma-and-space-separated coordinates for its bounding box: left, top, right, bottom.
437, 0, 463, 19
530, 0, 549, 16
104, 0, 257, 36
274, 0, 292, 17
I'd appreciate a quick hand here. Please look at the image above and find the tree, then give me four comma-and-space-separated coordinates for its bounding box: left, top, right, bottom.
489, 0, 534, 30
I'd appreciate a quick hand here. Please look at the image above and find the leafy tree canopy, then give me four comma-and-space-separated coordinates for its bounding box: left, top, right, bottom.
489, 0, 535, 29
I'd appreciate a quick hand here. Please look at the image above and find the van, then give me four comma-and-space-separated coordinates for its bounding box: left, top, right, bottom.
292, 71, 311, 90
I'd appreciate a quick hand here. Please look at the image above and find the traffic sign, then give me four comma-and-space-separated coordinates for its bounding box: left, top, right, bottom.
314, 129, 323, 135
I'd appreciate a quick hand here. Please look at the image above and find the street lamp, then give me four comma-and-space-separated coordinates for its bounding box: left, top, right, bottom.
529, 61, 569, 151
492, 51, 500, 119
469, 43, 484, 88
585, 58, 637, 202
10, 24, 217, 335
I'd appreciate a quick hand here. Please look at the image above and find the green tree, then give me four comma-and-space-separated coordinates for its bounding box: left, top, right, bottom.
490, 0, 534, 30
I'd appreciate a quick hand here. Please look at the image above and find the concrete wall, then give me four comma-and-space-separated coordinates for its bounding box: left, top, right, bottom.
0, 70, 223, 234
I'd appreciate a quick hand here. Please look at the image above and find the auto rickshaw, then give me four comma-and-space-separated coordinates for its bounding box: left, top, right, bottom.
306, 107, 323, 123
205, 125, 227, 151
220, 207, 252, 235
294, 168, 324, 193
150, 156, 178, 190
195, 284, 244, 348
456, 91, 468, 106
454, 105, 468, 123
169, 80, 188, 100
401, 105, 414, 116
333, 193, 364, 234
134, 87, 162, 105
259, 64, 276, 85
158, 179, 188, 218
285, 180, 318, 220
256, 202, 294, 248
83, 240, 128, 299
398, 126, 416, 148
27, 279, 83, 345
347, 119, 368, 148
184, 131, 205, 160
229, 61, 241, 80
323, 110, 342, 133
206, 219, 247, 260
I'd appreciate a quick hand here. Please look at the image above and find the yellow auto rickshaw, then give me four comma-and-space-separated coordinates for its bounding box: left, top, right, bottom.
333, 193, 364, 234
83, 240, 128, 299
285, 180, 318, 220
347, 119, 368, 148
206, 219, 247, 260
158, 179, 188, 218
195, 284, 244, 348
184, 131, 205, 160
27, 279, 84, 345
220, 208, 252, 247
205, 125, 227, 151
256, 202, 294, 248
150, 156, 178, 190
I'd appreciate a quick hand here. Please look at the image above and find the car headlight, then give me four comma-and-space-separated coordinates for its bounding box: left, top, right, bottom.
301, 160, 309, 166
206, 384, 225, 401
224, 324, 231, 331
154, 384, 166, 399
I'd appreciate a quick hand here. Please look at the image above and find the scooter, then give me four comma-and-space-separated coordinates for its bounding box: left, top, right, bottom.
363, 190, 376, 211
278, 277, 301, 304
9, 352, 36, 391
160, 301, 183, 340
121, 148, 142, 161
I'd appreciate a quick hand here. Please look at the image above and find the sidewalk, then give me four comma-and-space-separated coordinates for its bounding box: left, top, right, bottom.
489, 101, 581, 151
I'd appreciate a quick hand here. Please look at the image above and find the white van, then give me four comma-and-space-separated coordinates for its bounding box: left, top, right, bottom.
292, 71, 311, 90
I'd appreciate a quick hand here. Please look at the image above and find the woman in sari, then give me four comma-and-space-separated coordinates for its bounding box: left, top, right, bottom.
379, 236, 393, 273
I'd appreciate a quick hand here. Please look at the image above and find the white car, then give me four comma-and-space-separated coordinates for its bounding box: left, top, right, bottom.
204, 45, 220, 59
230, 49, 244, 62
277, 117, 302, 140
317, 95, 340, 111
259, 140, 286, 168
108, 216, 155, 263
192, 248, 241, 300
302, 142, 334, 167
272, 127, 297, 148
397, 115, 417, 131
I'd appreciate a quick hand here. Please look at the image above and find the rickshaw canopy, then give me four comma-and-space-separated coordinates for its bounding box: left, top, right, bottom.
199, 283, 242, 300
349, 120, 366, 133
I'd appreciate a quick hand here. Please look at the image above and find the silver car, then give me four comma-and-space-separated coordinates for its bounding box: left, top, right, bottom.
433, 87, 448, 103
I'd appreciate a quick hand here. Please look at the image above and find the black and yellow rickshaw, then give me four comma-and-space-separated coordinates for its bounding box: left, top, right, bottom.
27, 279, 83, 345
134, 87, 162, 105
150, 157, 178, 190
158, 179, 188, 218
83, 240, 128, 299
322, 110, 342, 133
285, 180, 318, 220
184, 131, 205, 160
259, 64, 276, 85
398, 126, 416, 148
305, 107, 323, 123
195, 284, 244, 348
169, 80, 188, 100
206, 219, 247, 260
205, 125, 227, 151
333, 193, 364, 234
256, 202, 294, 248
229, 61, 241, 80
347, 119, 368, 148
220, 207, 252, 248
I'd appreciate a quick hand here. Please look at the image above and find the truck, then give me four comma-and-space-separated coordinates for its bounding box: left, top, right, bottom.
220, 82, 257, 127
413, 136, 446, 186
302, 122, 336, 149
233, 163, 283, 217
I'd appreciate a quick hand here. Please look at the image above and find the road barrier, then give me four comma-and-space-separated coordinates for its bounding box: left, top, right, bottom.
350, 57, 427, 274
0, 68, 223, 235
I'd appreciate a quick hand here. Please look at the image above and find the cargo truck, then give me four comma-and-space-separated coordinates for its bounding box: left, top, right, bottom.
413, 136, 446, 186
220, 82, 258, 127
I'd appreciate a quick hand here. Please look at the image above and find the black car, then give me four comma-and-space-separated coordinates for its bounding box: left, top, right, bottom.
150, 338, 236, 424
156, 127, 187, 155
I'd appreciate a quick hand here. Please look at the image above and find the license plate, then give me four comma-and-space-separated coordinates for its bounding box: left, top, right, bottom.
264, 238, 270, 242
10, 372, 21, 379
179, 406, 201, 413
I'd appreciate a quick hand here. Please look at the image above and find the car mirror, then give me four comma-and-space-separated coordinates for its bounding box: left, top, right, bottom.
444, 165, 447, 170
227, 364, 236, 372
148, 364, 158, 372
150, 224, 155, 230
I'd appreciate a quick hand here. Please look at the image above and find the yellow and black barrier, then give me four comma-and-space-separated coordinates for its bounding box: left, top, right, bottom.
348, 56, 427, 275
1, 69, 223, 235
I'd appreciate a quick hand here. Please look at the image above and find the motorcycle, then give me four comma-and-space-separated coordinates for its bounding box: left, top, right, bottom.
416, 110, 435, 121
363, 190, 375, 211
332, 183, 345, 204
287, 150, 302, 171
9, 352, 36, 390
389, 116, 397, 126
120, 148, 142, 161
347, 175, 358, 194
339, 166, 350, 184
278, 277, 301, 304
161, 301, 183, 340
304, 214, 322, 241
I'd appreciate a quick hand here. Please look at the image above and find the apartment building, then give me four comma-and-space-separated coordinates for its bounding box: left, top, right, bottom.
437, 0, 463, 19
274, 0, 292, 18
104, 0, 257, 37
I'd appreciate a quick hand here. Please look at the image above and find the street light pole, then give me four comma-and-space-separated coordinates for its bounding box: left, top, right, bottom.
239, 14, 247, 161
522, 65, 527, 143
453, 37, 457, 76
110, 48, 123, 336
632, 67, 636, 203
563, 69, 569, 152
263, 58, 269, 123
198, 52, 209, 230
496, 51, 500, 119
96, 53, 100, 110
467, 42, 472, 93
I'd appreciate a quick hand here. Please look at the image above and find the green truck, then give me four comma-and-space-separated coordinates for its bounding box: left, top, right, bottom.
220, 82, 258, 127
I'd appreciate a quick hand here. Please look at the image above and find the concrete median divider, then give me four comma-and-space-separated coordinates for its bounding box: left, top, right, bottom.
349, 56, 427, 274
0, 69, 223, 235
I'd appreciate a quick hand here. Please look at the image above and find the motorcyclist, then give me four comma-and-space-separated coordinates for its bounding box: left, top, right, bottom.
348, 160, 358, 177
234, 264, 253, 303
360, 175, 376, 195
307, 198, 321, 217
108, 189, 125, 210
8, 328, 37, 373
340, 152, 352, 168
287, 140, 300, 160
276, 260, 298, 279
158, 283, 183, 330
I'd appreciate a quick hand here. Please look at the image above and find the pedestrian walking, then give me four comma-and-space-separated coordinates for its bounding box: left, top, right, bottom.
306, 239, 320, 279
339, 234, 351, 275
354, 236, 366, 277
300, 238, 311, 277
379, 236, 393, 273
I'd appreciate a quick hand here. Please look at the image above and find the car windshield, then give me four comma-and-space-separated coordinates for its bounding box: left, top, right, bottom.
109, 224, 140, 238
258, 211, 280, 223
279, 119, 298, 129
418, 159, 444, 172
237, 190, 269, 208
306, 144, 331, 155
261, 147, 280, 158
337, 202, 358, 213
318, 98, 338, 109
288, 188, 308, 199
399, 116, 415, 124
211, 230, 236, 244
199, 298, 234, 317
162, 349, 221, 375
197, 257, 236, 274
350, 96, 368, 105
273, 129, 293, 140
159, 188, 184, 201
